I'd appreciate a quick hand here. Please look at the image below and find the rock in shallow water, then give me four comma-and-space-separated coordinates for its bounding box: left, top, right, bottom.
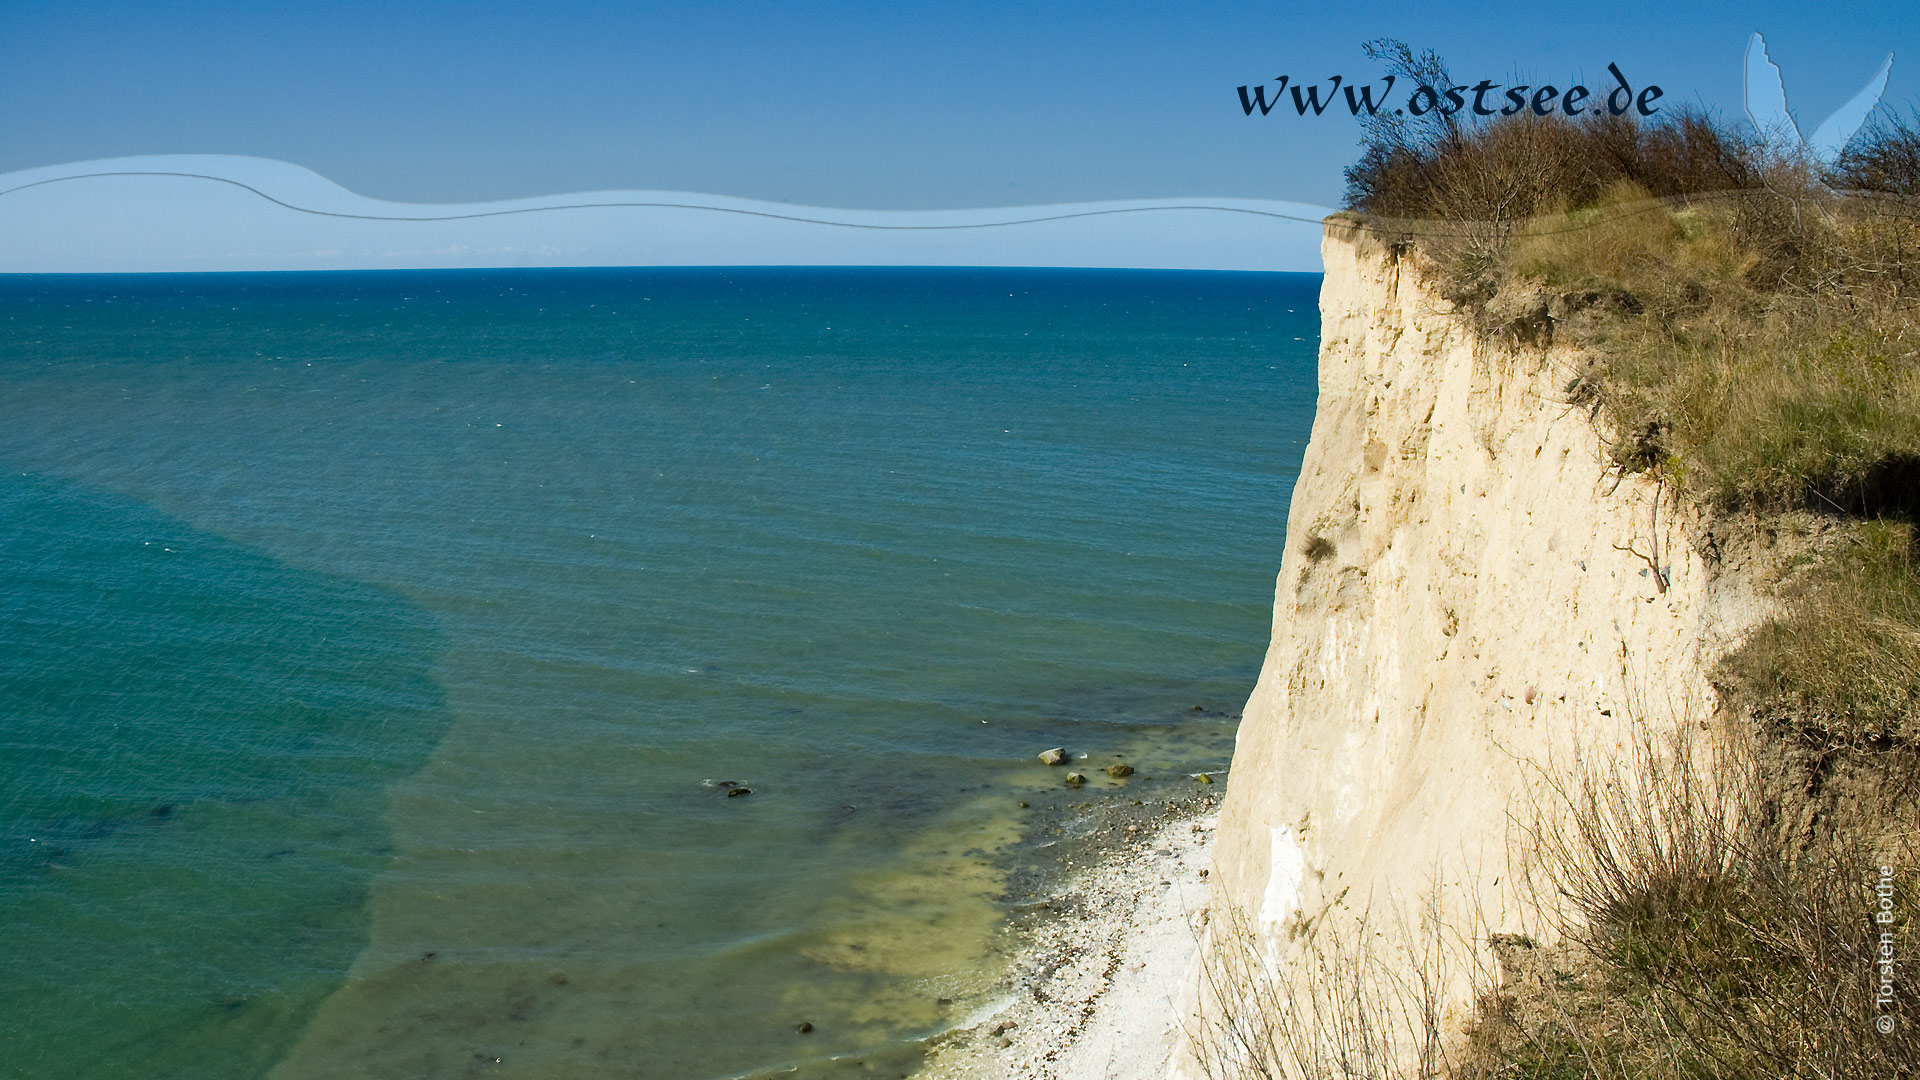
1038, 747, 1068, 766
1064, 772, 1087, 786
1105, 763, 1134, 778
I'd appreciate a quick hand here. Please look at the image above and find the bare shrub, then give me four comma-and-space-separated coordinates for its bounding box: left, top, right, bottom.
1832, 109, 1920, 197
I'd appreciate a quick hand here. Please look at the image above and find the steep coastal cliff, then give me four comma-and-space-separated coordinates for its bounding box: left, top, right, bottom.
1181, 221, 1764, 1070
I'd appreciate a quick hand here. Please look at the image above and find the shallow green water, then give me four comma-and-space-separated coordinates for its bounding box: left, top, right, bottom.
0, 267, 1317, 1078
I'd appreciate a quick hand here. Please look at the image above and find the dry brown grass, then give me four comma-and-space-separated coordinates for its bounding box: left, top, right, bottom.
1344, 103, 1769, 310
1543, 220, 1920, 517
1718, 519, 1920, 745
1187, 898, 1462, 1080
1301, 534, 1337, 563
1443, 718, 1918, 1080
1507, 725, 1918, 1079
1189, 725, 1918, 1080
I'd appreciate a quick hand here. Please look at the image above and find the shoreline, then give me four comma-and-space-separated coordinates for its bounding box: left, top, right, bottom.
914, 785, 1220, 1080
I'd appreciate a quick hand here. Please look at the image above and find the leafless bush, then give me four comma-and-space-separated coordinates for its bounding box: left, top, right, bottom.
1832, 109, 1920, 197
1347, 105, 1769, 223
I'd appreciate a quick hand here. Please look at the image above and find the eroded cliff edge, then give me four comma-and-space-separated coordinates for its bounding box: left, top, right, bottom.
1180, 221, 1765, 1069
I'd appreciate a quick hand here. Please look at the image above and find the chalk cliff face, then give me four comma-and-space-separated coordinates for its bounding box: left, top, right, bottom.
1182, 223, 1757, 1067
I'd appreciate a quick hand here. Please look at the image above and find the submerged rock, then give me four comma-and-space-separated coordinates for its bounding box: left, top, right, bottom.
1037, 747, 1068, 766
1105, 763, 1134, 778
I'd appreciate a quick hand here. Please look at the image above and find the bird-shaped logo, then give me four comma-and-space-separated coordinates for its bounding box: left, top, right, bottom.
1744, 32, 1894, 163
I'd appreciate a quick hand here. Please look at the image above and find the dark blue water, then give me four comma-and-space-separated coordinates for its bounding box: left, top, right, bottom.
0, 267, 1318, 1079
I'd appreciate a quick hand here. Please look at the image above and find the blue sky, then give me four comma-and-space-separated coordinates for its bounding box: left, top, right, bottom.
6, 1, 1917, 210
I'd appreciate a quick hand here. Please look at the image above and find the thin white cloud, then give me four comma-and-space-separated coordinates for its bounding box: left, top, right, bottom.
0, 156, 1332, 274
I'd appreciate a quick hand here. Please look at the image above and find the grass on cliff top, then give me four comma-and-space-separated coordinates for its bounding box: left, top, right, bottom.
1346, 99, 1920, 518
1508, 183, 1920, 519
1341, 90, 1920, 758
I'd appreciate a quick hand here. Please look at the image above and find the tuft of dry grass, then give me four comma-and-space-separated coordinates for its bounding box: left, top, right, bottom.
1301, 534, 1337, 563
1187, 899, 1462, 1080
1718, 519, 1920, 744
1471, 725, 1920, 1080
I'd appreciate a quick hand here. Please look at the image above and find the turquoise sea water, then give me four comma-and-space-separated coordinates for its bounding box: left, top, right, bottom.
0, 267, 1318, 1079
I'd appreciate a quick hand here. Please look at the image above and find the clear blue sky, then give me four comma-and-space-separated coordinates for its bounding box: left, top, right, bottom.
4, 1, 1917, 209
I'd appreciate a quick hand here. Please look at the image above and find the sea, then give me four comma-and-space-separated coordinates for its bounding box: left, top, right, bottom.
0, 266, 1318, 1079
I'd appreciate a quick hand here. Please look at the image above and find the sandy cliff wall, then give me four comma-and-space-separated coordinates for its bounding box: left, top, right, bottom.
1180, 223, 1759, 1071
